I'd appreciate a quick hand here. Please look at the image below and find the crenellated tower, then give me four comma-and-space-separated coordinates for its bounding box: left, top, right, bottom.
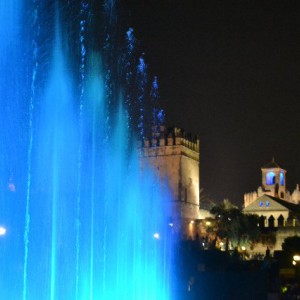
140, 126, 200, 236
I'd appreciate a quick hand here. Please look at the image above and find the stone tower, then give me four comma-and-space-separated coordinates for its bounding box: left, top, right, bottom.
140, 126, 200, 234
261, 158, 286, 199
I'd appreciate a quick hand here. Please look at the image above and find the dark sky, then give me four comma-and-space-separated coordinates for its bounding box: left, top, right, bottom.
124, 0, 300, 206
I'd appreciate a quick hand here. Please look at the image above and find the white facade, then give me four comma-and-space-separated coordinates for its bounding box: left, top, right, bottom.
244, 159, 300, 208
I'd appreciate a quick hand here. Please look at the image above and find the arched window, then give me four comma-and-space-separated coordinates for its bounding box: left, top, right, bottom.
266, 172, 276, 185
280, 172, 284, 186
278, 215, 284, 227
259, 216, 265, 228
268, 215, 275, 228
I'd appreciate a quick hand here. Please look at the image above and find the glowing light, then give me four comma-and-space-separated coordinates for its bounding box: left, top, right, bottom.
241, 246, 246, 251
153, 233, 160, 240
190, 220, 194, 225
8, 182, 16, 192
168, 223, 173, 227
136, 55, 147, 140
205, 221, 211, 226
293, 255, 300, 261
293, 260, 296, 266
0, 227, 6, 236
219, 242, 225, 251
280, 172, 284, 185
266, 172, 276, 185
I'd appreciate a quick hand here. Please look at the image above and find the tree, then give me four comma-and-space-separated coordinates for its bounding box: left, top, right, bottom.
199, 188, 216, 210
210, 199, 260, 251
282, 236, 300, 254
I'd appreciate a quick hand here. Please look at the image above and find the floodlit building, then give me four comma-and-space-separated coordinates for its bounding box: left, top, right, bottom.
140, 126, 200, 237
244, 158, 300, 208
244, 194, 300, 228
243, 159, 300, 253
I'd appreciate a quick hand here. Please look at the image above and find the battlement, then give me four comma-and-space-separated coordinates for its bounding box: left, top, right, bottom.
143, 126, 200, 153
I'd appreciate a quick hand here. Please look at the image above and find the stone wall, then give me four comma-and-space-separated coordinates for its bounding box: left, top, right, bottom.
139, 127, 200, 232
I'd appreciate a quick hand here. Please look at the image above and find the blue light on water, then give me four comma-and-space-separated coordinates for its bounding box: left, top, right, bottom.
126, 28, 135, 53
136, 56, 148, 141
151, 76, 165, 136
0, 2, 174, 300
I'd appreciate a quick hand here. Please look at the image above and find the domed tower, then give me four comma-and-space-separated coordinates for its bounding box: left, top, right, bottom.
261, 158, 286, 199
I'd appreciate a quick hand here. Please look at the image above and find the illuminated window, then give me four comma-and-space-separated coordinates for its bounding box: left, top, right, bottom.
266, 201, 270, 207
266, 172, 276, 185
259, 201, 263, 207
280, 172, 284, 186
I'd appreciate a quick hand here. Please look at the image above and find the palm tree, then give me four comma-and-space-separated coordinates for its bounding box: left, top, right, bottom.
210, 199, 260, 251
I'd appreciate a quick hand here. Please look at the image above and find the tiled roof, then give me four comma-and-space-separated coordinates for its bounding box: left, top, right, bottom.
267, 196, 300, 213
262, 158, 281, 169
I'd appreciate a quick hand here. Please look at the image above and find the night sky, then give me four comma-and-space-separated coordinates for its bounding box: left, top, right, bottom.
123, 0, 300, 206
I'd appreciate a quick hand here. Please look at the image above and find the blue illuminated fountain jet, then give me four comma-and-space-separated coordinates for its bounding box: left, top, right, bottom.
0, 1, 173, 299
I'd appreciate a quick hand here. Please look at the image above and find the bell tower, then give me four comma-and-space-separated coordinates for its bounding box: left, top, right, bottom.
261, 158, 286, 199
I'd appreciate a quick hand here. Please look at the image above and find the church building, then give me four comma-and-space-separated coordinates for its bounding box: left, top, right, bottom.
243, 159, 300, 252
244, 158, 300, 209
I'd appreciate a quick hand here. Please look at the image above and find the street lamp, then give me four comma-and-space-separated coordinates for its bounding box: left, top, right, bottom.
220, 241, 225, 251
292, 254, 300, 267
293, 254, 300, 280
293, 255, 300, 262
241, 246, 247, 260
